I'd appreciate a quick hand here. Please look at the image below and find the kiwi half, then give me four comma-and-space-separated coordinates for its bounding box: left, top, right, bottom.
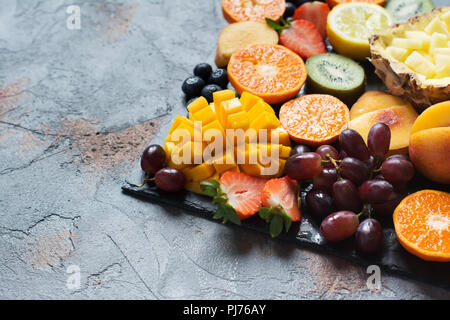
305, 53, 365, 105
385, 0, 434, 22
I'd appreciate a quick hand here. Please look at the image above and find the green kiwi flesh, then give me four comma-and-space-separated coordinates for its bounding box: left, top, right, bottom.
386, 0, 434, 22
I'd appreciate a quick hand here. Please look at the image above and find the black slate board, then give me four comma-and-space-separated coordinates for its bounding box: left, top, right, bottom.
122, 58, 450, 291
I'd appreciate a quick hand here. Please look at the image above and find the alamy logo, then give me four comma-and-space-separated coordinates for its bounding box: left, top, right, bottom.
66, 5, 81, 30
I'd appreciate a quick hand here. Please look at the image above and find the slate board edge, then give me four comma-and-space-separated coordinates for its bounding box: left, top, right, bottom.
122, 182, 449, 291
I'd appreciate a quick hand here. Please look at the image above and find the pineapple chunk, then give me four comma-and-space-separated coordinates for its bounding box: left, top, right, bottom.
433, 48, 450, 55
405, 31, 431, 50
442, 10, 450, 30
391, 38, 424, 50
430, 32, 448, 52
435, 54, 450, 78
386, 46, 409, 61
405, 51, 436, 78
424, 17, 449, 36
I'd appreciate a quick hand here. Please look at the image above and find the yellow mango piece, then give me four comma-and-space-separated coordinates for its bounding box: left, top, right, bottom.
213, 89, 235, 112
192, 105, 216, 125
212, 152, 236, 174
269, 127, 291, 146
169, 123, 195, 143
239, 163, 265, 177
264, 102, 276, 115
202, 119, 226, 140
240, 91, 261, 111
250, 111, 280, 131
167, 158, 192, 171
183, 163, 216, 182
168, 116, 193, 135
185, 172, 220, 195
247, 100, 267, 121
227, 111, 250, 129
235, 143, 259, 164
187, 96, 209, 113
218, 98, 243, 127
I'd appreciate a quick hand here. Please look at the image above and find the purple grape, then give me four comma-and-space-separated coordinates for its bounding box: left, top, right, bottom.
313, 167, 338, 194
155, 168, 186, 192
339, 129, 370, 161
381, 158, 415, 183
368, 122, 391, 159
284, 152, 322, 180
332, 179, 362, 213
356, 218, 383, 254
316, 145, 339, 160
358, 180, 394, 204
320, 211, 359, 242
141, 144, 166, 174
372, 192, 404, 216
306, 189, 335, 219
340, 157, 370, 186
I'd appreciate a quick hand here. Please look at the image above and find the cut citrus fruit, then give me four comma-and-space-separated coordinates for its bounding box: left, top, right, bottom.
325, 0, 386, 8
222, 0, 286, 23
279, 94, 349, 146
327, 3, 393, 60
393, 190, 450, 262
227, 43, 307, 104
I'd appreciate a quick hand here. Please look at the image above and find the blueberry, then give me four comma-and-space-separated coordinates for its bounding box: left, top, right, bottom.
193, 63, 212, 81
284, 2, 296, 19
207, 69, 228, 88
201, 84, 222, 103
182, 76, 205, 98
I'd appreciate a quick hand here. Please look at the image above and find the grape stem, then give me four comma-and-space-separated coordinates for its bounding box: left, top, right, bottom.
139, 173, 155, 187
324, 154, 342, 179
357, 204, 372, 219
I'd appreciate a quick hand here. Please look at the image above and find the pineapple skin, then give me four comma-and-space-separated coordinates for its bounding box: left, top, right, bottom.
369, 7, 450, 112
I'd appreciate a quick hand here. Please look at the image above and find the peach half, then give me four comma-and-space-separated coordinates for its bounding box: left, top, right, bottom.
409, 101, 450, 184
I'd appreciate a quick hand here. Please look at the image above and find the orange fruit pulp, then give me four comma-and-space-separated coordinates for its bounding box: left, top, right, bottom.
393, 190, 450, 262
222, 0, 286, 23
279, 94, 349, 146
227, 43, 307, 104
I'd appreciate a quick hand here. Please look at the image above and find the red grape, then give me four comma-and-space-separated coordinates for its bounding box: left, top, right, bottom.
155, 168, 186, 192
291, 144, 311, 155
339, 150, 348, 160
284, 152, 322, 180
355, 218, 383, 254
339, 129, 370, 161
381, 158, 415, 183
368, 123, 391, 159
306, 189, 335, 219
320, 211, 359, 242
358, 179, 394, 204
366, 155, 376, 172
313, 167, 338, 194
141, 144, 166, 174
386, 154, 409, 162
340, 157, 370, 186
316, 145, 339, 160
332, 179, 362, 213
372, 192, 404, 216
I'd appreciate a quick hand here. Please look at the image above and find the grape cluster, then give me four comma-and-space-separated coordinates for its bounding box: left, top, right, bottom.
140, 144, 186, 192
285, 123, 415, 254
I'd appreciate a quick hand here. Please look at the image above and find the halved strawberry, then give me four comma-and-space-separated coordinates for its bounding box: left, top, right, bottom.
293, 1, 330, 39
266, 18, 326, 60
259, 176, 302, 238
201, 171, 266, 224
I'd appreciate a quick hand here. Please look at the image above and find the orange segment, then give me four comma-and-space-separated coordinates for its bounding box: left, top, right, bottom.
279, 94, 349, 146
393, 190, 450, 262
325, 0, 385, 8
222, 0, 286, 23
228, 44, 307, 104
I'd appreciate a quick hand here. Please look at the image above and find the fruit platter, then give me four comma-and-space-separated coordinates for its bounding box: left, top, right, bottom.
123, 0, 450, 289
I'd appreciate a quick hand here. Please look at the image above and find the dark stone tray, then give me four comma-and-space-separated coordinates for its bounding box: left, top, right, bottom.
122, 60, 450, 291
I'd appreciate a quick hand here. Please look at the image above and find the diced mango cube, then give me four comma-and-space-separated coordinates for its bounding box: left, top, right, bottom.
240, 92, 261, 111
187, 96, 209, 113
264, 102, 276, 114
247, 100, 267, 121
270, 127, 291, 146
168, 116, 193, 135
191, 105, 216, 125
213, 89, 235, 112
202, 119, 226, 141
183, 163, 216, 181
212, 152, 237, 174
169, 123, 195, 143
250, 112, 281, 131
227, 111, 250, 130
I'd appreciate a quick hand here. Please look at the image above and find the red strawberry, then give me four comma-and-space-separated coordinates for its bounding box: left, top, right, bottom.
280, 19, 326, 60
261, 176, 301, 222
201, 171, 266, 224
220, 171, 266, 219
293, 1, 330, 39
266, 18, 326, 60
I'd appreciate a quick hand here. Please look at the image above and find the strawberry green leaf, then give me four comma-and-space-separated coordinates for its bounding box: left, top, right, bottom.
269, 215, 283, 238
259, 206, 293, 237
265, 18, 286, 33
223, 203, 241, 226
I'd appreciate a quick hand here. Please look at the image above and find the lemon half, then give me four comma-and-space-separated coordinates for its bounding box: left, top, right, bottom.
327, 3, 393, 60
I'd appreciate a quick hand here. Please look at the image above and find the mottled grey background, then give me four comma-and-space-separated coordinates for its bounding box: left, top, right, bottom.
0, 0, 448, 299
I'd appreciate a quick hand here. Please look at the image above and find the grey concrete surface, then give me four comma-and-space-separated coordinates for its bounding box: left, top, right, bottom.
0, 0, 449, 300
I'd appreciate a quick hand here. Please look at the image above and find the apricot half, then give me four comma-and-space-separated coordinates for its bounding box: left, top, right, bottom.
349, 105, 418, 154
409, 101, 450, 184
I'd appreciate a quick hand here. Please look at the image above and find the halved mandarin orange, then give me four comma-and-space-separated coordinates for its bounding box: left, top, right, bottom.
222, 0, 286, 23
393, 190, 450, 262
227, 43, 307, 104
279, 94, 349, 146
325, 0, 385, 8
